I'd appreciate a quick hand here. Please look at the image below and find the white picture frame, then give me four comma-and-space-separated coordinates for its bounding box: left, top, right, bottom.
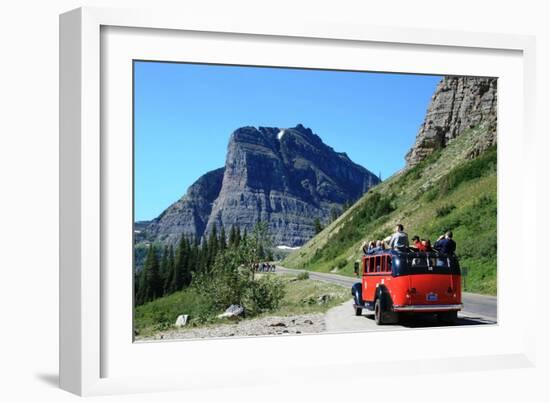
60, 6, 537, 396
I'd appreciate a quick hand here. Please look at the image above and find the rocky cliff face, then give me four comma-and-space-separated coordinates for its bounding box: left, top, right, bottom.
143, 124, 380, 246
144, 167, 225, 246
405, 76, 497, 167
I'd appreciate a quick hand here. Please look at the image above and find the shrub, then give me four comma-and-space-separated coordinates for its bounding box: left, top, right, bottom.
336, 259, 347, 269
246, 275, 286, 315
192, 248, 252, 310
296, 271, 310, 280
435, 204, 456, 217
424, 188, 438, 202
474, 194, 494, 209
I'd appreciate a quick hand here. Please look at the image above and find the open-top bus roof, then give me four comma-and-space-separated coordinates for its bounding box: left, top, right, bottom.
366, 248, 457, 259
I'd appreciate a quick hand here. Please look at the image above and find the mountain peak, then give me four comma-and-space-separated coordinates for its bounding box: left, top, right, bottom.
293, 123, 313, 135
143, 125, 381, 247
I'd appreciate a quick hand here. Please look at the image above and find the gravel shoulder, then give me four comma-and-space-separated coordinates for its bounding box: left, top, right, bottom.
136, 313, 325, 341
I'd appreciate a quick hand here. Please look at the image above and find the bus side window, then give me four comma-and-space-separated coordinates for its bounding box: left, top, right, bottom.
369, 257, 375, 273
386, 256, 392, 273
375, 256, 381, 272
364, 258, 369, 274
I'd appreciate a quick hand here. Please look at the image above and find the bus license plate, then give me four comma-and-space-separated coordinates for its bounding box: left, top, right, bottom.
427, 293, 438, 302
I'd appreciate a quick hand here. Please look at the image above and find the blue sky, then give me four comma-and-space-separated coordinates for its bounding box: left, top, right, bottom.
134, 61, 441, 221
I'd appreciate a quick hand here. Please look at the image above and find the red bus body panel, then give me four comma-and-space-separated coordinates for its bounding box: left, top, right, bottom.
408, 274, 461, 307
361, 253, 462, 313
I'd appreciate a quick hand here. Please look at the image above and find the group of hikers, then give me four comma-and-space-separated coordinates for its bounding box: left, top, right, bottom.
254, 262, 276, 272
361, 224, 457, 256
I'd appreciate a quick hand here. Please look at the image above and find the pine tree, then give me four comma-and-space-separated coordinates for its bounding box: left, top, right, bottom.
181, 237, 192, 287
163, 244, 176, 294
171, 236, 192, 292
138, 244, 162, 304
159, 245, 169, 296
219, 226, 227, 251
235, 225, 241, 248
199, 236, 209, 273
168, 245, 175, 274
229, 225, 236, 248
134, 270, 143, 306
258, 243, 265, 260
189, 238, 199, 274
208, 224, 218, 267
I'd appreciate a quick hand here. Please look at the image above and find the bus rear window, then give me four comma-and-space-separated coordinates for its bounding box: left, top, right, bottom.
407, 257, 428, 268
393, 254, 460, 276
406, 256, 452, 270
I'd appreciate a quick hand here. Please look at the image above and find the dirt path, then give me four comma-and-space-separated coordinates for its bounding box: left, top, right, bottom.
325, 299, 375, 332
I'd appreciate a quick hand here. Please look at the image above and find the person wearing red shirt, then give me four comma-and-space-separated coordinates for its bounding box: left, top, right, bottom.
412, 235, 426, 251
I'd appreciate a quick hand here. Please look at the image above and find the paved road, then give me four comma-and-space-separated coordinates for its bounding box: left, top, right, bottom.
276, 266, 497, 328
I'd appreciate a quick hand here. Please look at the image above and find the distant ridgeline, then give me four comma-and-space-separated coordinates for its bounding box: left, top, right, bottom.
283, 76, 498, 295
135, 124, 380, 254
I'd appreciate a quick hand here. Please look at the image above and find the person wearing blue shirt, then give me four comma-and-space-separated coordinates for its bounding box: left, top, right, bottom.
369, 240, 385, 254
434, 231, 456, 255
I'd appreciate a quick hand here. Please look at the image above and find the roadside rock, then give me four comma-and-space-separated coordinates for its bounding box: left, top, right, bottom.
317, 294, 335, 304
217, 304, 244, 320
175, 314, 189, 327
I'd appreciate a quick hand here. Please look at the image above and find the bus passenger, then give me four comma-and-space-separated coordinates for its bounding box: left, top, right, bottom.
412, 235, 425, 251
367, 241, 377, 254
434, 231, 456, 255
367, 240, 384, 254
386, 224, 409, 249
423, 239, 433, 252
361, 241, 374, 255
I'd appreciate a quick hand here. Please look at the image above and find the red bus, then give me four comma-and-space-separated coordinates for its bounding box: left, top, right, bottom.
352, 249, 462, 324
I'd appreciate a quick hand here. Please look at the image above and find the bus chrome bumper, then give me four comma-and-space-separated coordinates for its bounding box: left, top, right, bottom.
393, 304, 463, 312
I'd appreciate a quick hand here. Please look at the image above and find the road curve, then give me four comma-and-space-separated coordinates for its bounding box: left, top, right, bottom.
275, 265, 497, 323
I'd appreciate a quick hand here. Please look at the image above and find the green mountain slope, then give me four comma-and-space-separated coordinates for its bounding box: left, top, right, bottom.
282, 125, 497, 295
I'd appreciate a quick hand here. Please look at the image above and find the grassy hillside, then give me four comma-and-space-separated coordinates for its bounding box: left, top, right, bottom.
283, 125, 497, 295
134, 273, 348, 337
